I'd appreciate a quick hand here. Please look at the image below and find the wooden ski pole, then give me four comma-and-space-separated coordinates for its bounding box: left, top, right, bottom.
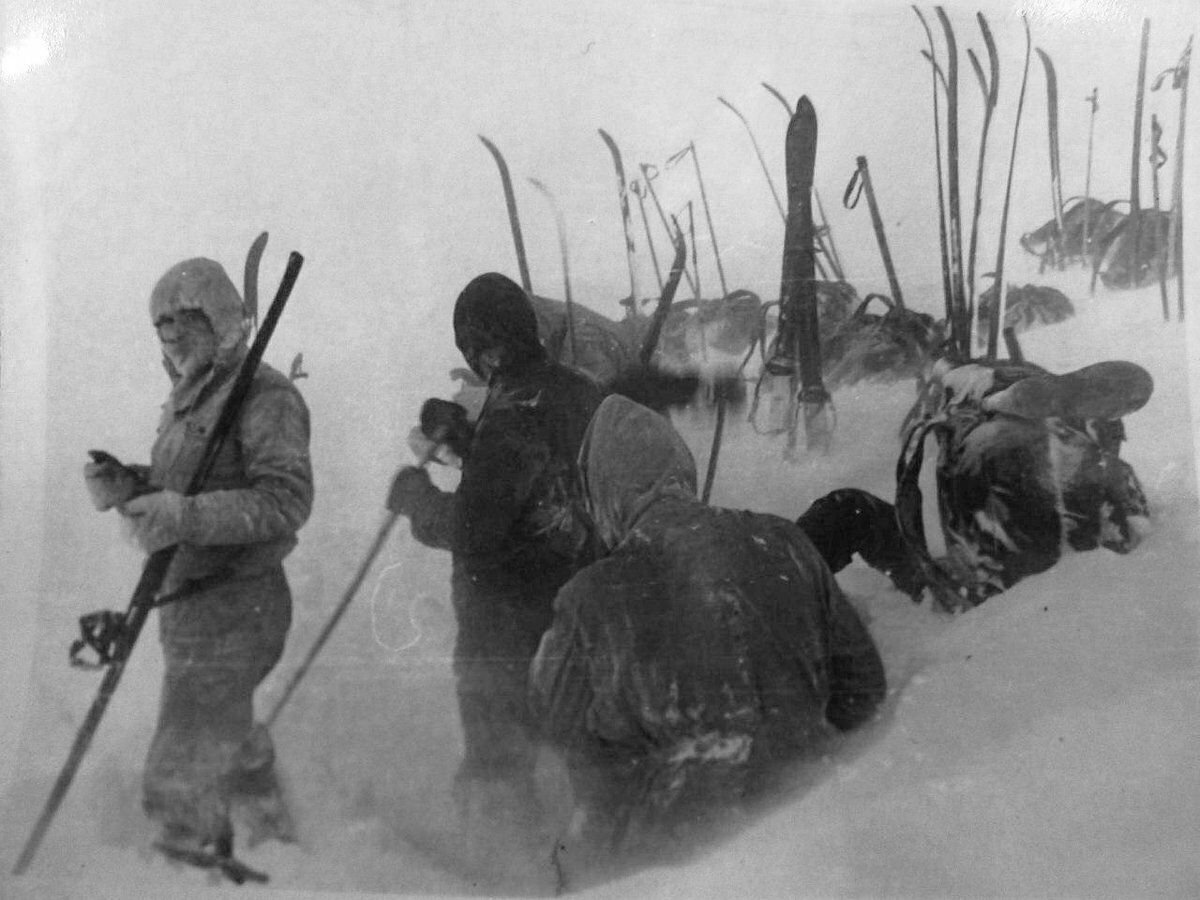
264, 435, 445, 729
845, 156, 906, 310
1150, 115, 1170, 320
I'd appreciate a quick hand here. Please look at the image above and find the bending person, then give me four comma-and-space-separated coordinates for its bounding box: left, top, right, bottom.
530, 395, 886, 859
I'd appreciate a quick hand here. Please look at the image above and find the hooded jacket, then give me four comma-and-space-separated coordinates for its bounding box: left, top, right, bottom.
144, 258, 313, 600
407, 273, 604, 607
530, 395, 886, 813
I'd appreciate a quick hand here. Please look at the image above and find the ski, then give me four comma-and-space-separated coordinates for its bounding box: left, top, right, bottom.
528, 177, 577, 365
760, 82, 841, 281
479, 135, 533, 294
936, 6, 968, 360
777, 95, 830, 453
987, 15, 1033, 360
12, 246, 305, 878
913, 7, 955, 351
1036, 48, 1066, 270
639, 162, 699, 296
598, 128, 641, 306
1150, 115, 1170, 319
719, 95, 786, 223
966, 13, 999, 350
1123, 18, 1152, 289
630, 177, 664, 292
1082, 88, 1099, 261
153, 840, 269, 886
243, 231, 269, 332
1153, 36, 1190, 319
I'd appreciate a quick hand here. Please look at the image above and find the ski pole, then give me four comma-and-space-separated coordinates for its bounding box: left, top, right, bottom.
844, 156, 906, 309
1152, 36, 1191, 320
639, 163, 699, 296
1150, 115, 1170, 320
671, 141, 728, 298
264, 434, 446, 730
1037, 48, 1066, 269
13, 249, 304, 878
631, 179, 665, 293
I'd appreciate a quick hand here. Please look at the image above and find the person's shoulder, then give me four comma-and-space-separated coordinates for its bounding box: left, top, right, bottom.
242, 362, 310, 418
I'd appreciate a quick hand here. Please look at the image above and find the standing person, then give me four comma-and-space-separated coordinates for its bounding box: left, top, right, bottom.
82, 257, 313, 863
529, 395, 886, 867
386, 272, 604, 832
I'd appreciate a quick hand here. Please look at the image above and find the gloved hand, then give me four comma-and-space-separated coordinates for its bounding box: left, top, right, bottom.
420, 398, 474, 460
121, 490, 187, 553
386, 466, 434, 517
83, 450, 142, 511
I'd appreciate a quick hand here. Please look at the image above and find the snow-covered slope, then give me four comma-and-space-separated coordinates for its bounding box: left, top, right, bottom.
4, 266, 1197, 900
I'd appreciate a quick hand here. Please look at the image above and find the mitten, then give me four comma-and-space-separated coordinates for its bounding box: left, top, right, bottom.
386, 466, 435, 517
122, 490, 187, 553
83, 450, 143, 511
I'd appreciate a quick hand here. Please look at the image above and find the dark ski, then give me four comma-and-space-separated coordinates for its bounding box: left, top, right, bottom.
598, 128, 641, 305
936, 6, 969, 359
966, 13, 999, 333
776, 95, 830, 452
243, 231, 269, 332
528, 177, 577, 364
479, 135, 533, 294
1036, 48, 1066, 269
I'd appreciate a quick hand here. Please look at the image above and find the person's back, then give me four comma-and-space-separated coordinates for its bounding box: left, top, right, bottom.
532, 395, 885, 854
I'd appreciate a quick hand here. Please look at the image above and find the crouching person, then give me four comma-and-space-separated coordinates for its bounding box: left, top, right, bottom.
529, 395, 885, 869
83, 258, 312, 862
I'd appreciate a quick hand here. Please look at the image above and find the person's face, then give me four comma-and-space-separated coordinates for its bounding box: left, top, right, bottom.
154, 308, 217, 376
471, 346, 504, 381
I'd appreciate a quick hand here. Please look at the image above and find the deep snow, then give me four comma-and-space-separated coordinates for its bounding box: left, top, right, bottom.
3, 1, 1199, 898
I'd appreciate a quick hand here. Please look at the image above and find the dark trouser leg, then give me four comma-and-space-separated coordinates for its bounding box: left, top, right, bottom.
797, 488, 924, 597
